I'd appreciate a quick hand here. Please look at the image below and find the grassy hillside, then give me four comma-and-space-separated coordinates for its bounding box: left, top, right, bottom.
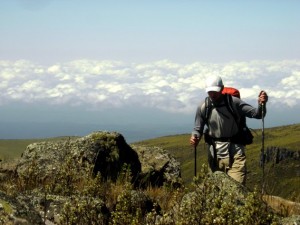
0, 124, 299, 200
134, 123, 300, 201
0, 136, 78, 161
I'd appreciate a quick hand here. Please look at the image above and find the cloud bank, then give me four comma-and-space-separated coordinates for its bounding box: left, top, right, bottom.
1, 59, 300, 114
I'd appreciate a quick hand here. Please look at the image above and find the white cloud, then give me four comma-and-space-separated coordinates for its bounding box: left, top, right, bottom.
20, 80, 42, 91
47, 65, 61, 74
0, 59, 300, 113
281, 71, 300, 88
1, 70, 16, 80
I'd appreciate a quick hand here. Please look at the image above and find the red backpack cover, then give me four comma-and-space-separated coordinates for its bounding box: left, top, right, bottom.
222, 87, 240, 99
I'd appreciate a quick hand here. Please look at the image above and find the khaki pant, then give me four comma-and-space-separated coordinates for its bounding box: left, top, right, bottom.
208, 144, 247, 185
218, 154, 246, 185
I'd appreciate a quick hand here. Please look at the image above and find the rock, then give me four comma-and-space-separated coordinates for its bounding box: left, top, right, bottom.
132, 145, 181, 187
0, 191, 44, 225
16, 131, 141, 182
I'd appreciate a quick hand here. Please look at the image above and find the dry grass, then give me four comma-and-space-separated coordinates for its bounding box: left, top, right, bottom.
263, 195, 300, 216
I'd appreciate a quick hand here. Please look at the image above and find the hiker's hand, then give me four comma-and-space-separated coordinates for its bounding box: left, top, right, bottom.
190, 135, 200, 147
258, 91, 268, 105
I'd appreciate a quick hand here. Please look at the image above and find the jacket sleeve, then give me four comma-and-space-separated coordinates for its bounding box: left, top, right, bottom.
192, 101, 206, 137
234, 98, 267, 119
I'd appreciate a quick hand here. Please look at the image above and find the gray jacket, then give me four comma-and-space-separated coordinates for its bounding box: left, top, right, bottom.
192, 95, 266, 139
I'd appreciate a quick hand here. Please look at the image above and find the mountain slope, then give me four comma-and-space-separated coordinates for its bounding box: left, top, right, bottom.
0, 124, 299, 200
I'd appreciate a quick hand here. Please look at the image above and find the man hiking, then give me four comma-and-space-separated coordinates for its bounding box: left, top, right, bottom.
190, 75, 268, 185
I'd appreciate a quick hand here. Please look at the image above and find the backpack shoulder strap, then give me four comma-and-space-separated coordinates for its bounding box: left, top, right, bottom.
224, 94, 239, 125
204, 96, 212, 124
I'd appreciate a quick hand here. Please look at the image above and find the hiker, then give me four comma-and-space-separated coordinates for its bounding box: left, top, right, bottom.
190, 75, 268, 184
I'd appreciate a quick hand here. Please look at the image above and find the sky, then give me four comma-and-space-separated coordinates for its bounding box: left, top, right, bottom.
1, 0, 300, 142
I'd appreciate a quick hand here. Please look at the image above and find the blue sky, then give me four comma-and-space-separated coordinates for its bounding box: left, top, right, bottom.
2, 1, 299, 63
1, 1, 300, 142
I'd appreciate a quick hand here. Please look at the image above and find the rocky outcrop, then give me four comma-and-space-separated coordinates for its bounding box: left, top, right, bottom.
16, 131, 181, 188
265, 146, 300, 164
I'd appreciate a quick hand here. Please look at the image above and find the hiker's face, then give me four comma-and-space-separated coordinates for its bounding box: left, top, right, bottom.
208, 91, 222, 102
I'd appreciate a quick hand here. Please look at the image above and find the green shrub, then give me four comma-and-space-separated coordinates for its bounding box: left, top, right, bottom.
148, 165, 280, 225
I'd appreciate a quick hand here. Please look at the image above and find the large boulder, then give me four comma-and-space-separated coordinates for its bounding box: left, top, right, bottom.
16, 131, 141, 183
15, 131, 181, 188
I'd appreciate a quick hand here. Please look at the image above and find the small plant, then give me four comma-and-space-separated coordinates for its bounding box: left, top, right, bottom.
60, 197, 108, 225
109, 165, 144, 225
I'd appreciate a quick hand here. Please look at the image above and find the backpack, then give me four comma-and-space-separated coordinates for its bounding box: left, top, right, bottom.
204, 87, 253, 145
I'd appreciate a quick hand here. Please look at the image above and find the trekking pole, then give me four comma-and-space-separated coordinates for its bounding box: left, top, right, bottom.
194, 134, 198, 177
194, 145, 197, 177
261, 103, 265, 194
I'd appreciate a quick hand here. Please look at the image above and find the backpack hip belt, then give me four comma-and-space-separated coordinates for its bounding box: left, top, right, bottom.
211, 136, 232, 142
